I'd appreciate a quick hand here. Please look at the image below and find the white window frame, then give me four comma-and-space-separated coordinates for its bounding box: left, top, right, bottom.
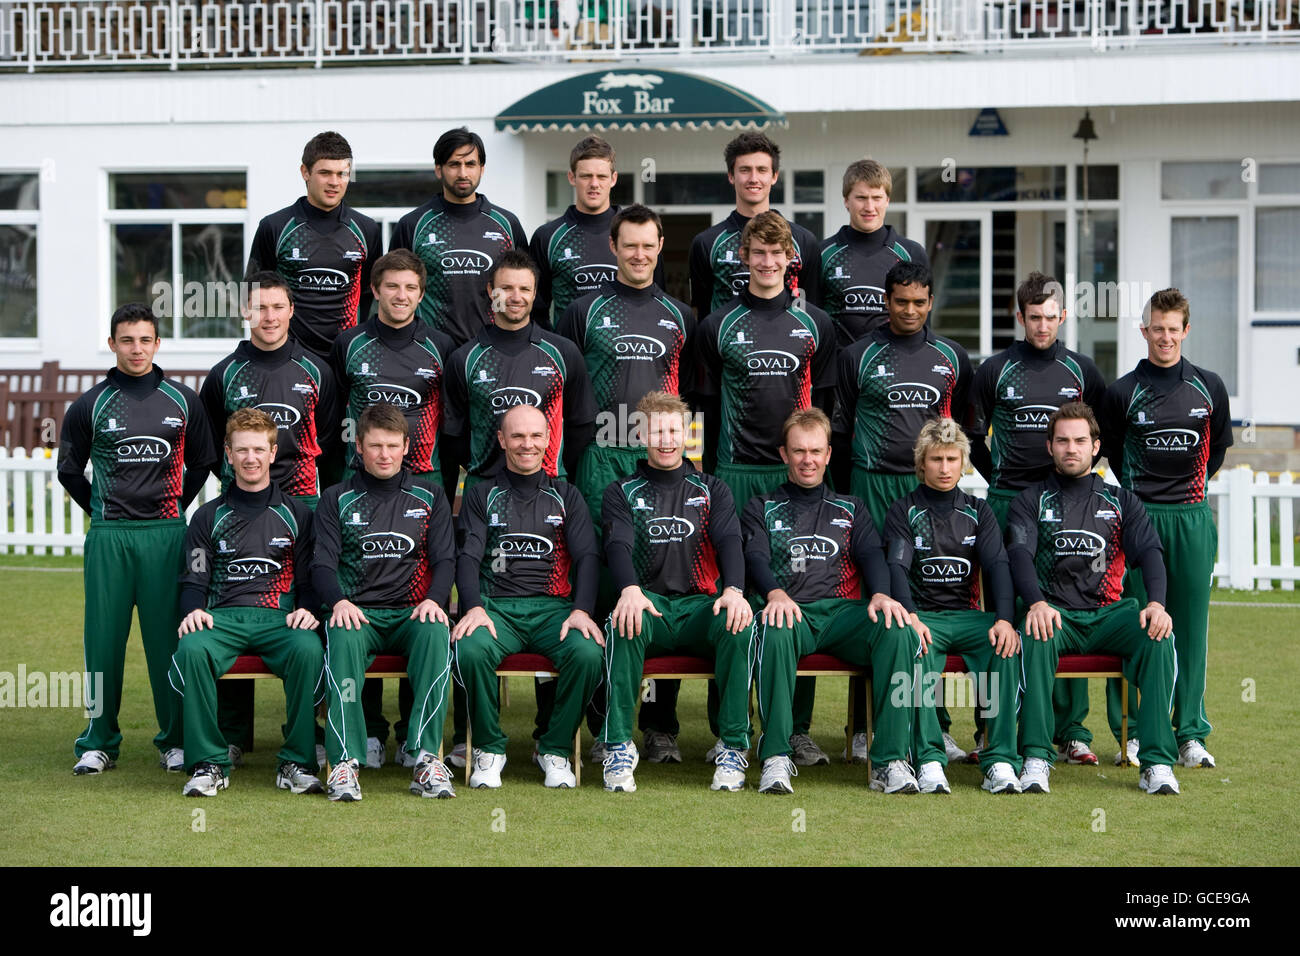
0, 169, 41, 352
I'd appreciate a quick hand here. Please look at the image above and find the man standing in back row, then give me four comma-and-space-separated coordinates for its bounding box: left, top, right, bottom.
1100, 288, 1231, 770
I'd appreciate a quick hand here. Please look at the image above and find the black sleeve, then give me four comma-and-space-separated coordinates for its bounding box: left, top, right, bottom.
678, 308, 700, 409
182, 392, 219, 509
454, 485, 488, 611
794, 227, 822, 310
904, 238, 929, 269
850, 508, 890, 596
602, 481, 638, 593
1121, 492, 1167, 607
421, 488, 456, 608
1098, 381, 1128, 478
388, 213, 413, 253
563, 485, 600, 614
310, 491, 346, 609
1005, 490, 1046, 606
198, 362, 229, 481
708, 482, 745, 592
689, 233, 711, 320
966, 358, 996, 483
950, 344, 974, 438
1081, 356, 1108, 415
178, 505, 214, 616
553, 298, 584, 348
246, 218, 275, 275
740, 495, 780, 597
832, 345, 859, 440
564, 423, 594, 480
1207, 372, 1233, 480
313, 360, 343, 461
442, 347, 468, 441
562, 346, 597, 477
528, 225, 553, 328
56, 398, 93, 515
357, 218, 382, 323
888, 564, 917, 615
974, 501, 1014, 622
509, 212, 530, 258
811, 309, 839, 420
882, 497, 918, 612
292, 505, 321, 613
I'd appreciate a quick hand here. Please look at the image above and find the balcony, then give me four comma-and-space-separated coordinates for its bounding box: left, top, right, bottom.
1, 0, 1297, 71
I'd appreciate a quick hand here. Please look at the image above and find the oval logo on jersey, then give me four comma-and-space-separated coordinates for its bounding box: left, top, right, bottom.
115, 435, 172, 459
360, 531, 415, 556
489, 386, 542, 410
573, 264, 616, 286
256, 402, 302, 428
496, 533, 554, 557
745, 350, 800, 373
439, 249, 492, 271
789, 534, 839, 559
614, 334, 667, 359
1013, 404, 1058, 427
646, 515, 696, 539
1053, 529, 1107, 555
297, 267, 349, 288
887, 382, 942, 406
1144, 428, 1200, 449
364, 384, 422, 409
919, 555, 972, 579
841, 285, 885, 309
226, 556, 281, 577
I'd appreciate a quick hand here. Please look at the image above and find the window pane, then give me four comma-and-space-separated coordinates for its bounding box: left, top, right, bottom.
1161, 163, 1246, 201
345, 169, 441, 208
114, 223, 173, 336
0, 174, 39, 211
889, 168, 907, 202
111, 172, 247, 210
611, 174, 634, 207
794, 171, 823, 204
1171, 216, 1238, 394
1076, 209, 1119, 382
179, 224, 245, 338
916, 166, 1066, 203
0, 224, 37, 336
1256, 207, 1300, 312
925, 218, 982, 355
794, 210, 823, 239
1260, 164, 1300, 195
1076, 165, 1119, 201
644, 173, 735, 206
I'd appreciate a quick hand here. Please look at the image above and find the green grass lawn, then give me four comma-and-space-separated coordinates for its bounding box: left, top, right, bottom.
2, 556, 1297, 867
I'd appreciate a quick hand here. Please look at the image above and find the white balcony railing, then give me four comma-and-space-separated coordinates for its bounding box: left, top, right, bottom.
1, 0, 1297, 71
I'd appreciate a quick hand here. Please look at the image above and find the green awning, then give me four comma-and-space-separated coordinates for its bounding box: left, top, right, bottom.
495, 69, 786, 133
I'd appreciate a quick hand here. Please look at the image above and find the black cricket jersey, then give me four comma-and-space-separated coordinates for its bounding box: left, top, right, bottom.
834, 326, 973, 474
884, 485, 1012, 620
602, 461, 742, 596
58, 367, 217, 521
689, 210, 822, 318
1006, 472, 1164, 611
444, 322, 596, 480
1100, 358, 1232, 505
330, 317, 454, 475
389, 194, 528, 349
819, 225, 928, 346
696, 289, 837, 466
967, 340, 1106, 491
246, 197, 381, 358
554, 279, 695, 420
457, 468, 599, 612
180, 483, 315, 614
312, 470, 455, 610
528, 205, 668, 328
201, 340, 339, 498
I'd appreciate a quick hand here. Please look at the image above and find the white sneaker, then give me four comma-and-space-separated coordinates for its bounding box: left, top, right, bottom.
1139, 764, 1181, 795
365, 736, 385, 770
710, 745, 748, 791
469, 749, 507, 789
981, 761, 1022, 794
1179, 740, 1216, 769
1058, 739, 1099, 765
1019, 757, 1052, 794
942, 733, 968, 763
869, 759, 919, 794
589, 739, 610, 765
159, 747, 185, 772
1115, 738, 1140, 767
538, 753, 576, 789
447, 742, 467, 769
275, 761, 323, 795
758, 755, 797, 795
410, 752, 456, 798
703, 738, 724, 763
73, 750, 114, 775
789, 733, 830, 767
602, 741, 639, 793
917, 761, 951, 794
395, 748, 418, 769
182, 762, 228, 797
326, 758, 362, 802
841, 732, 869, 765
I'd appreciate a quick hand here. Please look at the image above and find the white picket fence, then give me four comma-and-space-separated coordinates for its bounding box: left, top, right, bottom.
1, 446, 1295, 590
